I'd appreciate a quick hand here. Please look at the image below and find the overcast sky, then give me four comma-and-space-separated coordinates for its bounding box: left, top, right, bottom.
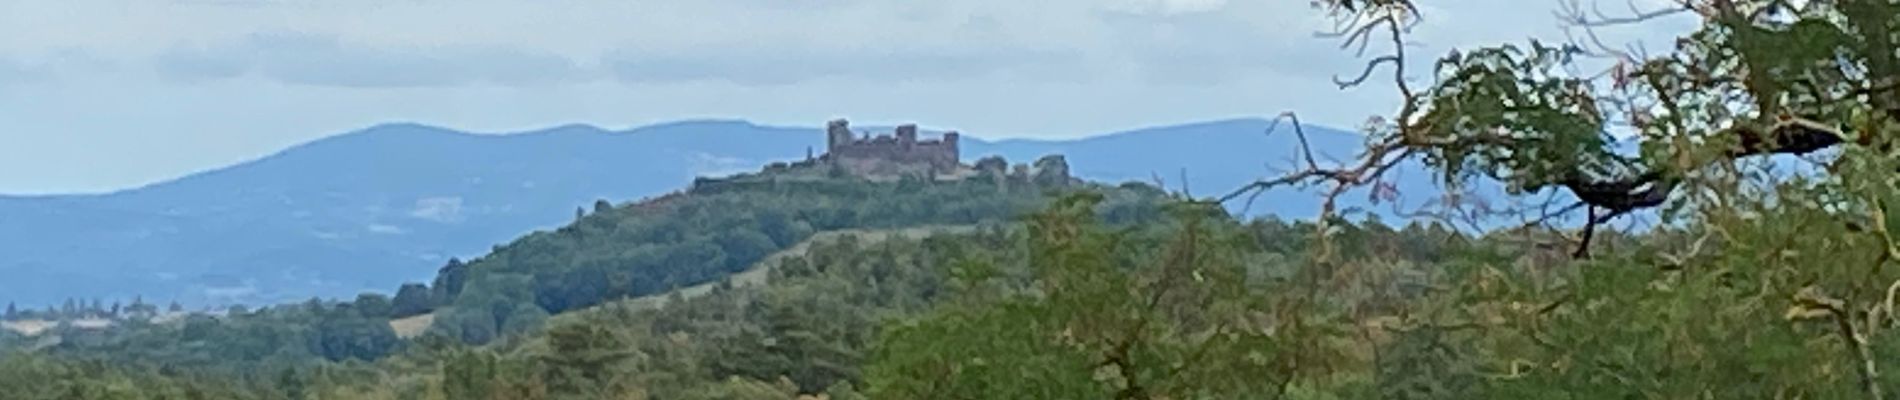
0, 0, 1692, 194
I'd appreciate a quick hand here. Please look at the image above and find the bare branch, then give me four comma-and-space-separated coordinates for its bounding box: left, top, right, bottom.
1517, 201, 1589, 232
1335, 56, 1402, 89
1558, 0, 1693, 28
1572, 206, 1634, 259
1265, 112, 1322, 170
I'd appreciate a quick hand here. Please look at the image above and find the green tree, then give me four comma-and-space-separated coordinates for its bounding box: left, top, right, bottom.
538, 322, 636, 399
868, 194, 1296, 399
352, 293, 393, 319
390, 283, 434, 318
313, 309, 401, 361
442, 348, 504, 400
433, 258, 470, 304
1242, 1, 1900, 398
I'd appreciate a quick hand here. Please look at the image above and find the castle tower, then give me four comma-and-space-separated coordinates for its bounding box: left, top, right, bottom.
896, 124, 918, 151
825, 119, 853, 154
941, 131, 961, 169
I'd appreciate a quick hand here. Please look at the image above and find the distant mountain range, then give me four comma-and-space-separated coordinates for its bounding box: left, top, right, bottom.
0, 118, 1454, 307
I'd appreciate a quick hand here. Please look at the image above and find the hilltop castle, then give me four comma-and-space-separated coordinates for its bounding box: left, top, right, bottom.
694, 118, 1072, 192
821, 119, 961, 175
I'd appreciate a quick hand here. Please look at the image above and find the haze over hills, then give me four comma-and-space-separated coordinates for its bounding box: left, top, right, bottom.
0, 118, 1444, 307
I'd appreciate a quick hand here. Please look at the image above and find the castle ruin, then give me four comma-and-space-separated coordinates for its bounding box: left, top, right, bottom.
822, 119, 960, 176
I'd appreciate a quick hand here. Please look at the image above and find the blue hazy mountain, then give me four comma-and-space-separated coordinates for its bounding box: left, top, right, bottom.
0, 118, 1448, 306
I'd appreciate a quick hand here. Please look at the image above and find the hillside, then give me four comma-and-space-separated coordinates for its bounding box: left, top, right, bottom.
612, 225, 978, 312
384, 226, 975, 337
9, 161, 1173, 368
418, 161, 1149, 345
0, 181, 1487, 399
0, 118, 1418, 307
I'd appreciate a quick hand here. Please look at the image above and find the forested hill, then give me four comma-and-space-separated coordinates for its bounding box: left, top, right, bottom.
1, 157, 1175, 369
0, 118, 1398, 307
0, 167, 1494, 399
416, 160, 1142, 345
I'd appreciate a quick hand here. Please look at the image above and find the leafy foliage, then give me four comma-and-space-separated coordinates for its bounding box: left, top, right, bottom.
869, 194, 1292, 399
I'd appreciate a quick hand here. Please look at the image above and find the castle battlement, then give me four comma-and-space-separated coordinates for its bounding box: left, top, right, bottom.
823, 119, 960, 174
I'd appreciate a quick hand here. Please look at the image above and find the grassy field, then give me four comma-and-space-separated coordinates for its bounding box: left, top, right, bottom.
389, 313, 435, 339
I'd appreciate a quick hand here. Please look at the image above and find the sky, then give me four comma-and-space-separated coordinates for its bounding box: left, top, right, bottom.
0, 0, 1694, 194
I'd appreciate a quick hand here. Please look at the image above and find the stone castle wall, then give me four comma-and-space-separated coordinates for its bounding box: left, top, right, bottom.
824, 119, 959, 173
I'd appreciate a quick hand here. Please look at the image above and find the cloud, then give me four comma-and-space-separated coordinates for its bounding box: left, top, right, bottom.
0, 0, 1702, 194
8, 0, 1691, 91
0, 58, 40, 88
1099, 1, 1349, 86
154, 45, 246, 82
154, 31, 592, 88
603, 45, 1083, 86
366, 223, 406, 234
0, 51, 117, 88
22, 0, 1430, 90
409, 197, 465, 223
1103, 0, 1231, 16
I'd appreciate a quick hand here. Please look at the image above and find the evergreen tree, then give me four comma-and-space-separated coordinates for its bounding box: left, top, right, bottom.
391, 283, 435, 318
433, 258, 470, 304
